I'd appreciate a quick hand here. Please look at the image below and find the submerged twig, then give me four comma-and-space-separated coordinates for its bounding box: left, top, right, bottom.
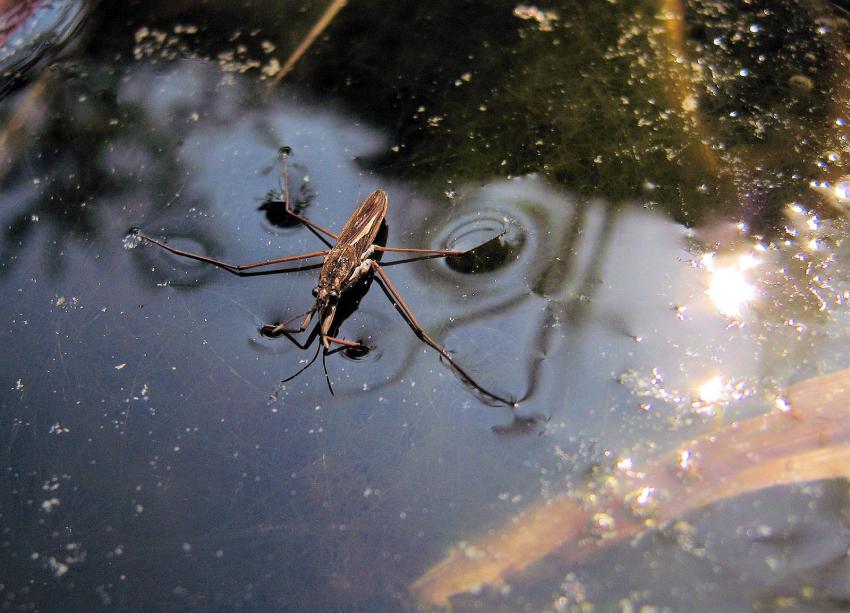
655, 0, 719, 174
411, 366, 850, 607
0, 75, 48, 183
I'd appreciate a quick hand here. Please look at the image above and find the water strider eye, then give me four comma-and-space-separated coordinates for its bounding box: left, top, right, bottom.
312, 287, 319, 297
329, 290, 339, 301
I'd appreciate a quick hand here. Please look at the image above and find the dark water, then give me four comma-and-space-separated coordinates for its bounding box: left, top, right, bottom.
2, 1, 850, 611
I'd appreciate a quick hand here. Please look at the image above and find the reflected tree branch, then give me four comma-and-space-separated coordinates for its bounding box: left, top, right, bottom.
270, 0, 348, 85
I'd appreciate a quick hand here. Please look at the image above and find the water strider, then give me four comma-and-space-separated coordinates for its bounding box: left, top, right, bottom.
131, 147, 515, 406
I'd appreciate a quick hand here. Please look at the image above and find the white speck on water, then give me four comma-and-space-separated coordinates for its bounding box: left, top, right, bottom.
41, 498, 61, 512
775, 397, 792, 412
48, 423, 70, 435
47, 557, 69, 577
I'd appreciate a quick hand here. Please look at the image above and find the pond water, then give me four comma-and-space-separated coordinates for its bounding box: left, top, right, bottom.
2, 0, 850, 611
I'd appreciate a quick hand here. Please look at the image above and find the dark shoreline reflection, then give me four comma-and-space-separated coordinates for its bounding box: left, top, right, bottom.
70, 0, 850, 232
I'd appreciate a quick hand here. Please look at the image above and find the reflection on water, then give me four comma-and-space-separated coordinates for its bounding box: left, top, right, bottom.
3, 1, 850, 611
440, 211, 524, 275
0, 0, 91, 97
703, 251, 759, 318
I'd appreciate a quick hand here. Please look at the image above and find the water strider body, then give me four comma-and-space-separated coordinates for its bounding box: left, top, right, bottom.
132, 148, 515, 406
296, 188, 388, 350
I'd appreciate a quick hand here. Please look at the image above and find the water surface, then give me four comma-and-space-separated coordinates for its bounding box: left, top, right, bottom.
2, 1, 850, 611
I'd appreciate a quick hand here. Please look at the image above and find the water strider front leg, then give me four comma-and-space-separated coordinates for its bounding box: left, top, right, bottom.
261, 307, 316, 336
263, 310, 365, 355
323, 335, 364, 349
263, 306, 367, 350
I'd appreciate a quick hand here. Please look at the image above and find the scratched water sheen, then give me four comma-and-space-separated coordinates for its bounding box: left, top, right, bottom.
2, 2, 850, 612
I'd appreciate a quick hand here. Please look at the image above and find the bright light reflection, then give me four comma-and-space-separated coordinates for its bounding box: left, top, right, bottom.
835, 180, 850, 202
698, 375, 724, 403
738, 253, 758, 270
635, 487, 654, 506
678, 449, 692, 471
705, 253, 757, 317
616, 458, 633, 471
811, 177, 850, 204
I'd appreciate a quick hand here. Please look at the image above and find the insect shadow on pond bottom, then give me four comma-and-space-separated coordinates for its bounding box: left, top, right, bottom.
131, 147, 517, 407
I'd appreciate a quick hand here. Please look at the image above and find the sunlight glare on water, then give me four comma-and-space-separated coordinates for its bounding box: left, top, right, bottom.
702, 250, 758, 318
697, 374, 724, 404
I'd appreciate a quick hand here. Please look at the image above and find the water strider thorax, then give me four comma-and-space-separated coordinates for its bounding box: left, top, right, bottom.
314, 244, 357, 306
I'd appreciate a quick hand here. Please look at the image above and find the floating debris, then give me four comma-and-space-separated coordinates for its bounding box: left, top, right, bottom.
122, 229, 143, 250
513, 5, 559, 32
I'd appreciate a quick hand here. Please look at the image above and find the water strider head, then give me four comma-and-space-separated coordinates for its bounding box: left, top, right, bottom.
311, 285, 340, 348
313, 241, 357, 315
312, 284, 340, 308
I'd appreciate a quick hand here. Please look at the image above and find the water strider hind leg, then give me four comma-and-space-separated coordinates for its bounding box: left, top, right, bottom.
368, 259, 516, 407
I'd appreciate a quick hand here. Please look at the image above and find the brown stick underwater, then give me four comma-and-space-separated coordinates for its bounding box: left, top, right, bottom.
410, 366, 850, 606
